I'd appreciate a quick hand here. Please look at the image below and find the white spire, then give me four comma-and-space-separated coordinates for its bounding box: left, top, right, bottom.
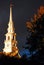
9, 4, 12, 22
7, 4, 14, 33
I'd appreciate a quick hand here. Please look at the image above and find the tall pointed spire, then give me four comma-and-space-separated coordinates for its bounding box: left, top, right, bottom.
7, 4, 14, 33
9, 4, 12, 22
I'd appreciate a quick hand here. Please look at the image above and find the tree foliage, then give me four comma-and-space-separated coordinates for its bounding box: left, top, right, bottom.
26, 6, 44, 53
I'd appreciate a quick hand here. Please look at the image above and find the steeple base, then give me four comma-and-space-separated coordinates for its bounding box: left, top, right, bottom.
3, 52, 21, 59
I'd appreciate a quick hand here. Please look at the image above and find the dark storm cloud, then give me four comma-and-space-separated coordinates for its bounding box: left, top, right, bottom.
0, 0, 44, 51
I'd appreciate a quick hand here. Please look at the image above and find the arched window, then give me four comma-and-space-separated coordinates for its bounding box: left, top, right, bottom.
8, 36, 10, 40
13, 36, 14, 40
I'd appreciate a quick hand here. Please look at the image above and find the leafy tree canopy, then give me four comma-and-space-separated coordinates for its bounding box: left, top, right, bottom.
25, 6, 44, 53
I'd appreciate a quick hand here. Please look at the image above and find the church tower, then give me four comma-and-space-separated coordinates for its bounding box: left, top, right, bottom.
3, 4, 21, 58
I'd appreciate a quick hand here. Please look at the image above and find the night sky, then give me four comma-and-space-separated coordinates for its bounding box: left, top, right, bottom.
0, 0, 44, 56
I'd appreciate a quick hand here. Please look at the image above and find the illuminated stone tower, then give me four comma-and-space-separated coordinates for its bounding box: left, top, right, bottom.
3, 4, 21, 58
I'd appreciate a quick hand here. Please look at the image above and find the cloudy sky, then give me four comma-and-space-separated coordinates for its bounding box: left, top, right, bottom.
0, 0, 44, 54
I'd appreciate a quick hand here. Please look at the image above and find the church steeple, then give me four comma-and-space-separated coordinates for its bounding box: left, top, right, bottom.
3, 3, 21, 58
